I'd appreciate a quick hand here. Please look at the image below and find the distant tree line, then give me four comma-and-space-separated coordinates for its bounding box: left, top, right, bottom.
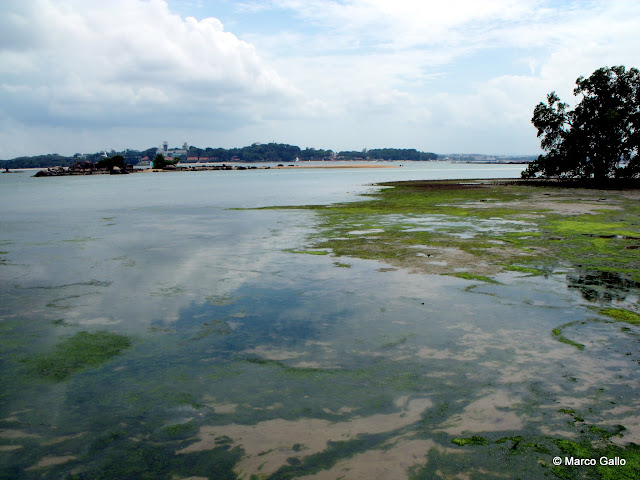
338, 148, 437, 161
1, 143, 438, 168
186, 144, 437, 162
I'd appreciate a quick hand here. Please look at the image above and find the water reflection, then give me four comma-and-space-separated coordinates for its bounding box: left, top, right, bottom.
2, 167, 640, 479
566, 270, 640, 304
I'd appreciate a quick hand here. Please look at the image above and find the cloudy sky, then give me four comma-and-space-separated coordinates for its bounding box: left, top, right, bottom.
1, 0, 639, 158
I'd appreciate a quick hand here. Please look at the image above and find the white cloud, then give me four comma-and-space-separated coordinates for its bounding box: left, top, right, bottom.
234, 0, 640, 153
0, 0, 296, 143
1, 0, 640, 157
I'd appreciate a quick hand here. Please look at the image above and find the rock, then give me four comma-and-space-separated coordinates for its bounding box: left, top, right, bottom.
68, 161, 96, 174
34, 166, 65, 176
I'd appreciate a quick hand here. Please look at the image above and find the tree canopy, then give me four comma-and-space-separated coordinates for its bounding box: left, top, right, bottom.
523, 66, 640, 180
152, 153, 178, 169
96, 155, 126, 171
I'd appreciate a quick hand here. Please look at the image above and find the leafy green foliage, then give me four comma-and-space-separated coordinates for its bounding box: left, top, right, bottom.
524, 66, 640, 180
96, 155, 126, 170
338, 148, 437, 161
152, 153, 178, 169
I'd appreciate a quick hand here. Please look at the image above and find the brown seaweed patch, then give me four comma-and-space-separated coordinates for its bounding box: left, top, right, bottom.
177, 397, 432, 478
42, 432, 87, 445
215, 404, 239, 414
26, 455, 77, 470
598, 407, 640, 445
322, 406, 357, 415
298, 438, 444, 480
242, 346, 305, 361
415, 346, 478, 361
435, 467, 512, 480
204, 295, 236, 307
437, 391, 523, 435
0, 445, 22, 451
0, 429, 41, 439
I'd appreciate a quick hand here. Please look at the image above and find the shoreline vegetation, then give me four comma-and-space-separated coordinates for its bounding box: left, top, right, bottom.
266, 178, 640, 342
268, 178, 640, 282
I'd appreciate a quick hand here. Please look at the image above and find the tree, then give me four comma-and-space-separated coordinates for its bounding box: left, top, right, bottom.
153, 153, 178, 168
523, 66, 640, 180
96, 155, 126, 171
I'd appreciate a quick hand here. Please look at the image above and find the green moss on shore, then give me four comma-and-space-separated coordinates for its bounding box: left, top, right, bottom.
450, 272, 500, 283
264, 180, 640, 283
600, 308, 640, 325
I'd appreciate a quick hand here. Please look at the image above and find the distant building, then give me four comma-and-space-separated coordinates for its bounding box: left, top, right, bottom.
157, 141, 189, 160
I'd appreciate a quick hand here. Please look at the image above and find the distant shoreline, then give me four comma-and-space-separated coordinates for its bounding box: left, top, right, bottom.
31, 162, 400, 176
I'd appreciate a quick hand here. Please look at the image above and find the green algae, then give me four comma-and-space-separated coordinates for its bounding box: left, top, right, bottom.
552, 321, 586, 350
205, 294, 236, 306
261, 180, 640, 285
381, 333, 414, 349
600, 308, 640, 325
450, 272, 500, 284
504, 265, 548, 275
68, 437, 243, 480
161, 420, 198, 437
284, 248, 330, 255
150, 284, 185, 297
333, 261, 352, 268
558, 408, 585, 423
28, 331, 132, 381
452, 436, 489, 446
541, 209, 640, 282
244, 357, 339, 378
439, 420, 639, 480
185, 319, 232, 342
552, 439, 640, 480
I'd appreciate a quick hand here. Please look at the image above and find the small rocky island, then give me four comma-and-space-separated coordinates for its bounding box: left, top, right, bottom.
34, 161, 133, 176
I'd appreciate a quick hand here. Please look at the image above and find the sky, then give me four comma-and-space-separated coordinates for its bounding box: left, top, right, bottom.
1, 0, 639, 159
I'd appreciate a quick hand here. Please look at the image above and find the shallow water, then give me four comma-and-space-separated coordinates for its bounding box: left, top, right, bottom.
1, 163, 639, 479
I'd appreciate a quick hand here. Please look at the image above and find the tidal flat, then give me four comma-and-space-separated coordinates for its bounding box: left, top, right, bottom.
1, 171, 640, 479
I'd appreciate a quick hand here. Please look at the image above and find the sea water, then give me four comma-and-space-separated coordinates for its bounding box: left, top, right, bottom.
1, 162, 638, 479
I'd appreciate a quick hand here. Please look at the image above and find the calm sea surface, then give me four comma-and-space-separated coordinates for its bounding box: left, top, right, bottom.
1, 162, 638, 479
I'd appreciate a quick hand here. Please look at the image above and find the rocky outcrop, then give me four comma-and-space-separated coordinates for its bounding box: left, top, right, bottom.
35, 161, 133, 176
68, 161, 96, 174
34, 166, 66, 177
